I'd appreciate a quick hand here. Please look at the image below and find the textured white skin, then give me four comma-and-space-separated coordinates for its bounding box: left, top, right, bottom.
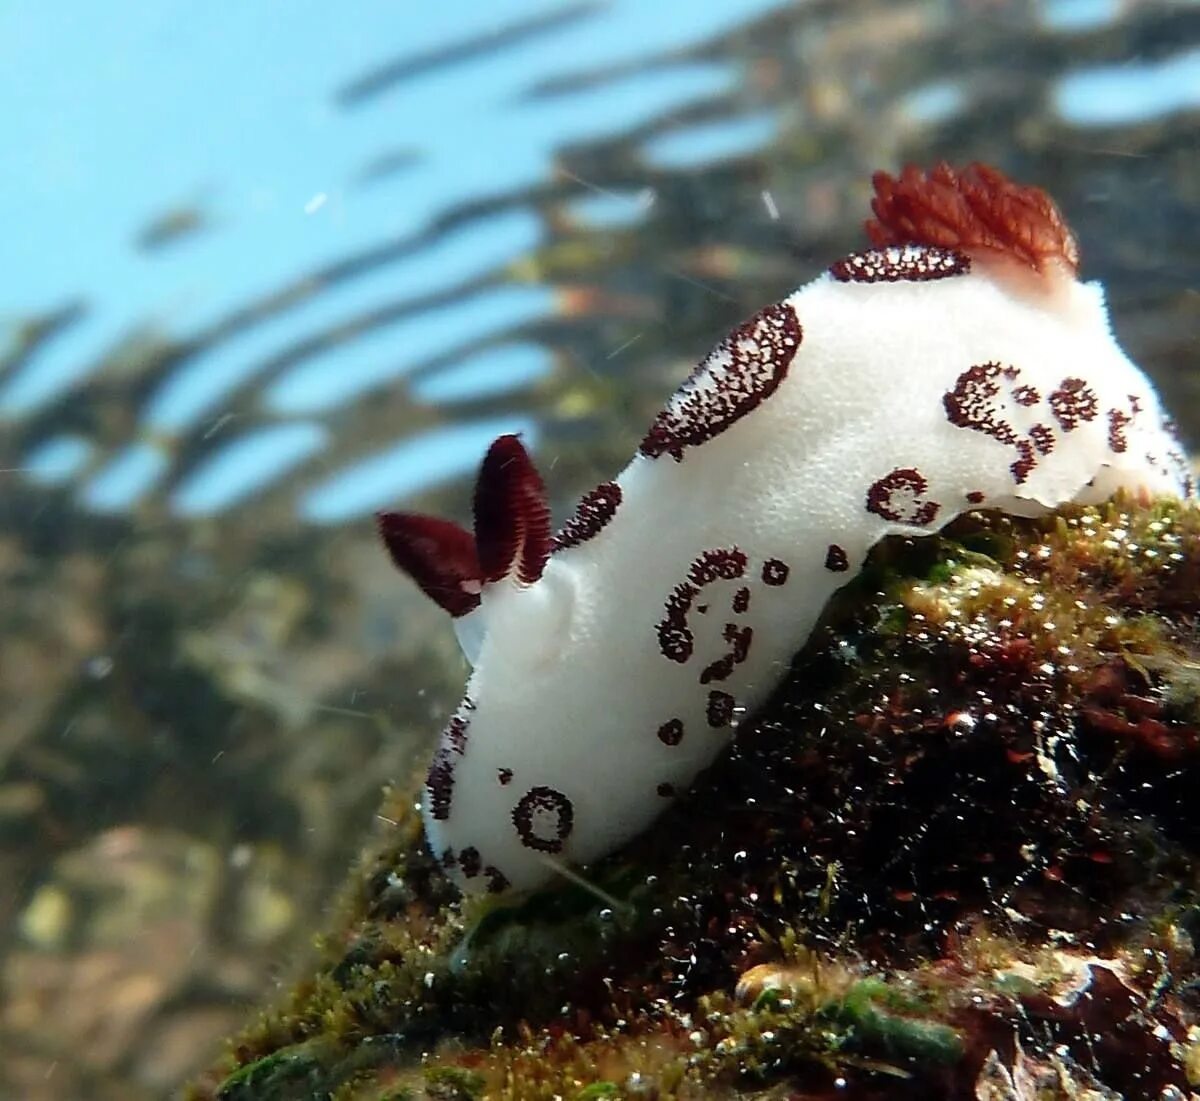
426, 264, 1189, 895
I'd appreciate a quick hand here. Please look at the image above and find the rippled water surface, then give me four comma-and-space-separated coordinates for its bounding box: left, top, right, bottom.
2, 2, 1197, 1097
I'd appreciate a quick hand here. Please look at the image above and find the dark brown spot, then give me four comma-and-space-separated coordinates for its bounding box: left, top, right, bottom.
497, 768, 513, 786
1011, 439, 1036, 485
707, 691, 735, 728
1048, 378, 1099, 432
444, 706, 472, 753
944, 362, 1019, 447
824, 544, 849, 572
966, 490, 985, 504
700, 624, 754, 685
440, 847, 457, 869
866, 467, 940, 525
700, 656, 734, 686
732, 587, 751, 613
1029, 423, 1055, 456
640, 303, 802, 461
553, 481, 622, 551
829, 244, 969, 283
762, 558, 790, 586
426, 758, 456, 822
485, 866, 510, 894
689, 548, 749, 586
657, 549, 748, 663
425, 701, 473, 821
1107, 407, 1132, 454
727, 624, 752, 663
657, 719, 684, 746
945, 362, 1057, 485
459, 846, 482, 878
658, 586, 696, 660
657, 782, 676, 798
657, 582, 698, 663
512, 786, 575, 853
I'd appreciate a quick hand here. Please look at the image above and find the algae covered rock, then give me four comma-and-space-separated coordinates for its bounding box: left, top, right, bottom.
191, 497, 1200, 1100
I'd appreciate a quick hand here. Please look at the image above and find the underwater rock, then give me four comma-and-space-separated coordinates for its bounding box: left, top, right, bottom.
192, 496, 1200, 1100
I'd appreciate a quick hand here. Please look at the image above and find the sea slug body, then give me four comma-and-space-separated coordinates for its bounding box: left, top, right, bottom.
379, 163, 1192, 896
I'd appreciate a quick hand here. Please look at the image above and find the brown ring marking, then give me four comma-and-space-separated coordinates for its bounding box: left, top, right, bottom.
512, 786, 575, 854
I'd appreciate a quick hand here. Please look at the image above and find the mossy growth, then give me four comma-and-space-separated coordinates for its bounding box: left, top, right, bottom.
190, 496, 1200, 1100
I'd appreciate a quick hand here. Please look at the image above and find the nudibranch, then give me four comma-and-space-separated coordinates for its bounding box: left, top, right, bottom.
379, 163, 1192, 896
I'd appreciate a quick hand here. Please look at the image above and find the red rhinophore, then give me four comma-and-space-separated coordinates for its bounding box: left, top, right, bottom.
377, 512, 483, 617
473, 434, 552, 585
866, 162, 1080, 278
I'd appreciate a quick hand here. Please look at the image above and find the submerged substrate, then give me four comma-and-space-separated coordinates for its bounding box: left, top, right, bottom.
191, 496, 1200, 1100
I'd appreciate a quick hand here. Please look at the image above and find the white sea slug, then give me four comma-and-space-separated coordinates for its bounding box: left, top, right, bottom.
378, 163, 1193, 896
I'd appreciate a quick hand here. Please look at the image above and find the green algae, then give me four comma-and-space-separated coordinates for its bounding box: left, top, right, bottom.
822, 979, 963, 1067
423, 1067, 486, 1099
216, 1042, 338, 1099
192, 496, 1200, 1100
